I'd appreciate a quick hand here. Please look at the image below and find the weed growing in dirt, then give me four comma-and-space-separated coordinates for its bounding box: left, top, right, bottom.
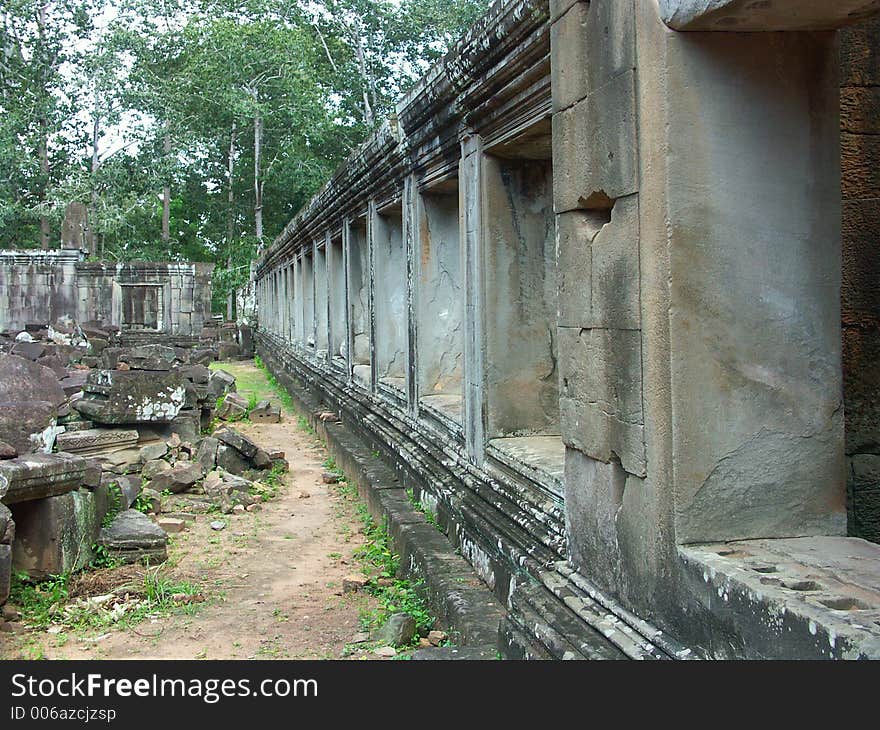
9, 566, 205, 634
351, 506, 434, 637
249, 462, 287, 502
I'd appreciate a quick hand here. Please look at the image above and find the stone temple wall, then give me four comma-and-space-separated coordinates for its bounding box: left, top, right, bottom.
0, 251, 214, 339
250, 0, 880, 659
840, 17, 880, 543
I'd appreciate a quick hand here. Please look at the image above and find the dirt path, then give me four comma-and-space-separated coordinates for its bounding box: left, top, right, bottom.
2, 362, 381, 660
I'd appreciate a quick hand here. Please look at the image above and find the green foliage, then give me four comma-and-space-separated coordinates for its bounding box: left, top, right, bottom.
1, 0, 490, 292
132, 492, 154, 515
9, 567, 203, 633
89, 543, 120, 569
353, 511, 434, 635
102, 480, 124, 527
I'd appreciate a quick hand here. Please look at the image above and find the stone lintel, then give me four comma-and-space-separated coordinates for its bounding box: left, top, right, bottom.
660, 0, 880, 31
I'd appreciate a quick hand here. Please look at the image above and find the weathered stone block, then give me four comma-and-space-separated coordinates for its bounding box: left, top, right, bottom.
214, 428, 258, 459
250, 400, 281, 423
0, 544, 10, 605
148, 462, 203, 494
0, 401, 59, 455
558, 327, 645, 476
56, 428, 139, 458
0, 453, 86, 505
556, 211, 594, 328
217, 392, 248, 420
841, 132, 880, 200
0, 503, 10, 541
11, 489, 99, 578
216, 444, 250, 476
0, 354, 66, 407
840, 19, 880, 86
195, 437, 219, 471
74, 370, 187, 424
841, 86, 880, 136
842, 199, 880, 326
550, 0, 635, 112
98, 509, 167, 565
850, 454, 880, 543
118, 344, 180, 371
552, 70, 638, 213
660, 0, 880, 30
590, 194, 640, 330
207, 369, 236, 400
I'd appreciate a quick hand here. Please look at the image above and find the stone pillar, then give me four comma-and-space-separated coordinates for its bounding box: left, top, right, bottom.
404, 175, 419, 417
554, 0, 852, 612
367, 201, 379, 394
460, 131, 487, 465
343, 219, 355, 380
840, 17, 880, 542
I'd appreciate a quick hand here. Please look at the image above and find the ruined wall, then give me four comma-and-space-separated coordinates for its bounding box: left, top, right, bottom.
0, 253, 213, 338
841, 17, 880, 543
252, 0, 880, 659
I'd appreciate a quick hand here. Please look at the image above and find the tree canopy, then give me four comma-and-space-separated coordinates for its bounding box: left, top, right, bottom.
0, 0, 489, 310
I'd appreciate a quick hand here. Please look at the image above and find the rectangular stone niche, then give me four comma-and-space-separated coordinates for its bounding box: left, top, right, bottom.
481, 144, 562, 485
348, 217, 371, 386
314, 242, 329, 355
417, 184, 464, 424
301, 250, 315, 348
372, 203, 407, 392
328, 233, 346, 363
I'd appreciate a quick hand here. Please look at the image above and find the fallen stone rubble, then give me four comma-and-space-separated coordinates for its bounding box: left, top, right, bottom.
0, 317, 284, 609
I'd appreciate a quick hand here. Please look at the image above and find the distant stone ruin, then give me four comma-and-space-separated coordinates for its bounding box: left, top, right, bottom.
0, 249, 213, 346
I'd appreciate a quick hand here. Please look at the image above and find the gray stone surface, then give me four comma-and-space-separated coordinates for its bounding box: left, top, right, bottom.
148, 462, 203, 494
214, 428, 258, 459
98, 509, 167, 565
249, 400, 281, 423
139, 441, 168, 463
195, 437, 219, 471
215, 444, 250, 476
74, 369, 187, 424
11, 489, 99, 578
558, 327, 645, 476
142, 458, 171, 480
552, 70, 638, 213
0, 544, 10, 605
0, 453, 86, 505
659, 0, 880, 31
56, 428, 139, 457
0, 354, 66, 408
118, 344, 180, 371
374, 612, 417, 647
0, 401, 59, 455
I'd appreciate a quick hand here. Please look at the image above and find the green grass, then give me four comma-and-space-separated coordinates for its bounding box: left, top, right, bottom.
9, 567, 204, 634
209, 359, 278, 408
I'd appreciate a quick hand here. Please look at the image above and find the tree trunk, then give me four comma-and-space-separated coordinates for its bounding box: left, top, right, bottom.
226, 122, 236, 321
162, 126, 171, 245
254, 111, 263, 241
353, 32, 374, 127
37, 3, 50, 249
86, 101, 99, 255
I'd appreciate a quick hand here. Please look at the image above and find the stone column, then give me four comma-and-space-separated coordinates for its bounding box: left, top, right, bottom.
343, 219, 355, 381
460, 130, 487, 466
367, 201, 379, 394
404, 174, 419, 418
